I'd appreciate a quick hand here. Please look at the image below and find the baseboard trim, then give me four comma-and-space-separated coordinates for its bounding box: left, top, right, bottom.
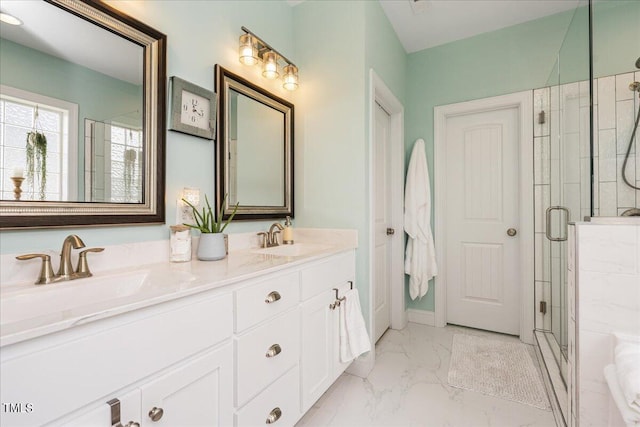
407, 309, 436, 326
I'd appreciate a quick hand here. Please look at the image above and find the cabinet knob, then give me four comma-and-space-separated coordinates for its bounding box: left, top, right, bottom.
265, 407, 282, 424
265, 343, 282, 358
148, 407, 164, 422
265, 291, 281, 304
125, 423, 140, 427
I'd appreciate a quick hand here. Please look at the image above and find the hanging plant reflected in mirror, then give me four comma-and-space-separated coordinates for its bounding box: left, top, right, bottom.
25, 106, 47, 200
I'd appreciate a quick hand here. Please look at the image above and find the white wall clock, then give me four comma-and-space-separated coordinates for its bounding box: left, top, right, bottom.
169, 76, 216, 140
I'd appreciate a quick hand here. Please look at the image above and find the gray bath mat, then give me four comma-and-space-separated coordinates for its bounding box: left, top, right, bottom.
448, 334, 551, 410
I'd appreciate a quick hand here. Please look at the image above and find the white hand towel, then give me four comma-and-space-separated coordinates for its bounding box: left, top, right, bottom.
604, 364, 640, 426
615, 339, 640, 413
339, 295, 354, 363
404, 138, 438, 300
339, 288, 371, 363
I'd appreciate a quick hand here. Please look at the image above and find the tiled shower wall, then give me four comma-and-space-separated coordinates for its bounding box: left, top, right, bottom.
595, 72, 640, 215
533, 70, 640, 331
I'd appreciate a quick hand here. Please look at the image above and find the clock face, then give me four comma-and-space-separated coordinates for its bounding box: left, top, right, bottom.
180, 90, 210, 130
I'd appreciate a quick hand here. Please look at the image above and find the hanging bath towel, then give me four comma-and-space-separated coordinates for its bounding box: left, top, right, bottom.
404, 138, 438, 300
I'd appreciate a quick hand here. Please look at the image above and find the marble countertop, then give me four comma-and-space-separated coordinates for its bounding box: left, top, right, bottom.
0, 229, 357, 347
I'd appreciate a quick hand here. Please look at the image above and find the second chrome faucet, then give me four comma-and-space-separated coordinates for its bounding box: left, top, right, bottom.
16, 234, 104, 285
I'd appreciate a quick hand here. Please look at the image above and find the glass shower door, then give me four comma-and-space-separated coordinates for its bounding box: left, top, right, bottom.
536, 0, 590, 386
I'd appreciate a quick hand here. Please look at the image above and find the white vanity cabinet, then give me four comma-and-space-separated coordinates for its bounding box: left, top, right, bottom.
300, 252, 356, 412
233, 271, 302, 425
1, 247, 359, 427
61, 345, 232, 427
1, 293, 233, 427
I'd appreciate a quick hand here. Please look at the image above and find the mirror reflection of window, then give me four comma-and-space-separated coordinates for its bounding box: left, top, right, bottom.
0, 87, 77, 201
85, 119, 142, 203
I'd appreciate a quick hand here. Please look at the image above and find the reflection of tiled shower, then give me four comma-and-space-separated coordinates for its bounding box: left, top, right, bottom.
532, 70, 640, 345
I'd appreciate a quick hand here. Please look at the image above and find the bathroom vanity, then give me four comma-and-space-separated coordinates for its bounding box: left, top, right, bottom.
0, 233, 358, 426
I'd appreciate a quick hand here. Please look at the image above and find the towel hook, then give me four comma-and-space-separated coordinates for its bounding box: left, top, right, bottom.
328, 281, 354, 310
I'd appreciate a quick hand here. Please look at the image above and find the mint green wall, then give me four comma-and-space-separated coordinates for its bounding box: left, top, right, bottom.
405, 1, 639, 312
292, 0, 405, 330
404, 11, 576, 312
364, 1, 407, 105
0, 0, 294, 254
292, 0, 368, 320
592, 1, 640, 78
1, 38, 142, 199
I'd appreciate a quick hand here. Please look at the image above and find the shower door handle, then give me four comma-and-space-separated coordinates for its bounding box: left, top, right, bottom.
545, 206, 570, 242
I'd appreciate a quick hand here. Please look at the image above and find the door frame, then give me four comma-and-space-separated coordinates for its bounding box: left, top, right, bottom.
369, 69, 406, 336
433, 91, 534, 344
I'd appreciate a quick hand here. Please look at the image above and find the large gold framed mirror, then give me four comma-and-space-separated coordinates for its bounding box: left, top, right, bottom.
0, 0, 166, 228
215, 65, 293, 220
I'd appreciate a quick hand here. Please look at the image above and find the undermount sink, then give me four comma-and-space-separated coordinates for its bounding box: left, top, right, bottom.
1, 269, 193, 326
252, 243, 331, 257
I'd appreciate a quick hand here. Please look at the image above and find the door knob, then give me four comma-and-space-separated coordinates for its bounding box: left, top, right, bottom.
507, 228, 517, 237
386, 228, 395, 235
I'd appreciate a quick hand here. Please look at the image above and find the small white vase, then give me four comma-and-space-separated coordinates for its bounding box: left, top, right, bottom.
197, 233, 226, 261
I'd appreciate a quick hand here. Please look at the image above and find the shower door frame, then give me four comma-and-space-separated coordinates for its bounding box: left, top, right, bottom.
433, 90, 535, 344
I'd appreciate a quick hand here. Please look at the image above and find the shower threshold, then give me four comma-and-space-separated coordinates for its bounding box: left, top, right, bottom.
534, 330, 567, 427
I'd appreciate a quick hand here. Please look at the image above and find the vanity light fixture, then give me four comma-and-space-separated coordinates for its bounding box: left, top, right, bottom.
0, 12, 22, 26
238, 26, 299, 90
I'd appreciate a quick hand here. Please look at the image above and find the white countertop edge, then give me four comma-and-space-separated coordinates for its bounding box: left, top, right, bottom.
1, 240, 357, 347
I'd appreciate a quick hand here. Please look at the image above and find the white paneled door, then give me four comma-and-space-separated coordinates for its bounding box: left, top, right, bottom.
373, 102, 392, 343
445, 107, 520, 335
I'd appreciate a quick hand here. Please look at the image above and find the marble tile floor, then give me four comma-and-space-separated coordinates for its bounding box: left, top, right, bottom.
297, 323, 557, 427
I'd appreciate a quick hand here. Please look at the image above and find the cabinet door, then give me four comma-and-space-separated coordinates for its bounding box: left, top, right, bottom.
300, 290, 335, 412
139, 343, 232, 427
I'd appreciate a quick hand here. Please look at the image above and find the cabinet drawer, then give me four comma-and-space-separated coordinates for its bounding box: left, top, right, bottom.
235, 272, 300, 332
236, 309, 300, 406
235, 367, 300, 427
300, 251, 355, 301
0, 293, 232, 427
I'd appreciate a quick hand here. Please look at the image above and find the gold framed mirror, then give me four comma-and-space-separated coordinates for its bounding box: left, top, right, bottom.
0, 0, 166, 228
215, 65, 294, 220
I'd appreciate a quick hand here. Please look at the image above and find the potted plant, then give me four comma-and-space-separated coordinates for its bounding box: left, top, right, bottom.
26, 130, 47, 200
182, 194, 238, 261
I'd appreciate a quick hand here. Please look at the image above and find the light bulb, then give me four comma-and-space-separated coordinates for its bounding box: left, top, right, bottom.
283, 64, 299, 91
262, 51, 279, 79
239, 34, 258, 66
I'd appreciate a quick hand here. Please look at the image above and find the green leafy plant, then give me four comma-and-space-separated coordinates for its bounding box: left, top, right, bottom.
26, 131, 47, 200
182, 193, 239, 233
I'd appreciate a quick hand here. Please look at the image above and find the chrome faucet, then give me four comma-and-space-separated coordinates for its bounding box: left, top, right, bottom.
257, 222, 285, 248
16, 234, 104, 285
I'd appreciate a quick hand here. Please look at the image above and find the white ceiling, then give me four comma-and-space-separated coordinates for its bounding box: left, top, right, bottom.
379, 0, 581, 53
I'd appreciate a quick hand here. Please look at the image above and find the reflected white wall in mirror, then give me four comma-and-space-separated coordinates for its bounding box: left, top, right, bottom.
229, 89, 285, 206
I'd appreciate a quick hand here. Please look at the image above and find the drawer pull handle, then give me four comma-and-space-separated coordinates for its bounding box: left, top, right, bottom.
266, 343, 282, 358
265, 291, 281, 303
148, 407, 164, 422
266, 407, 282, 424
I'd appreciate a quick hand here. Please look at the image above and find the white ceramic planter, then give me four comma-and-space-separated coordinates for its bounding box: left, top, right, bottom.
197, 233, 226, 261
